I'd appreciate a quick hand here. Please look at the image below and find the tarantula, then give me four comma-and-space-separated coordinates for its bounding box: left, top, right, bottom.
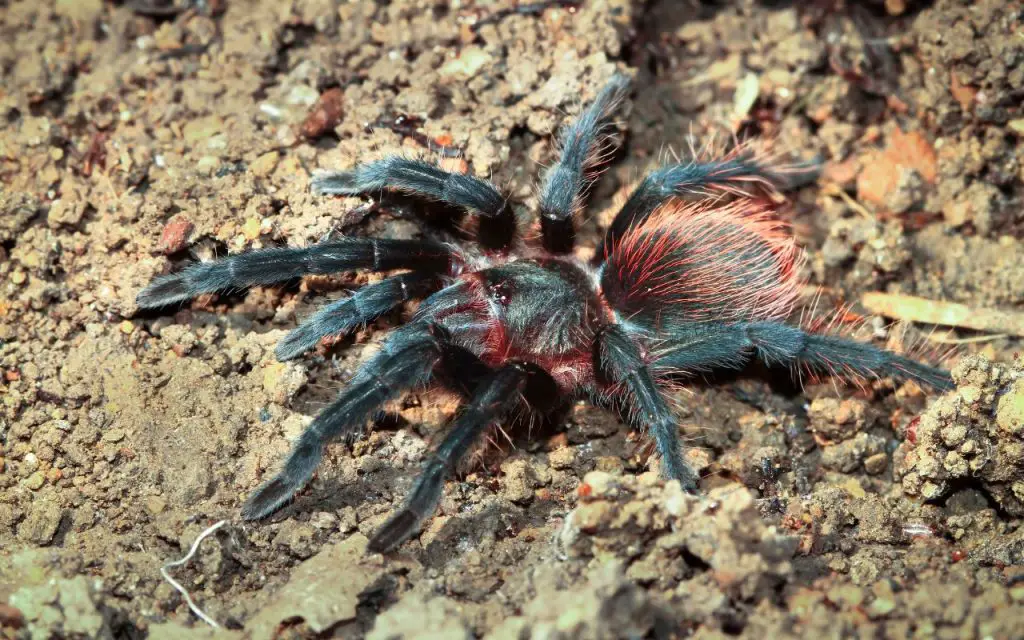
137, 74, 951, 552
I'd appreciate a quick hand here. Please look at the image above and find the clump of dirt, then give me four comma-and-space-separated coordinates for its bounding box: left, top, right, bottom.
898, 355, 1024, 515
3, 0, 1024, 638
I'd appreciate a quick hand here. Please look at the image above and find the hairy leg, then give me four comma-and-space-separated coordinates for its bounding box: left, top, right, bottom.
539, 74, 630, 253
275, 271, 443, 361
311, 157, 516, 250
137, 237, 452, 308
597, 324, 700, 492
596, 153, 819, 259
653, 321, 953, 391
241, 321, 448, 520
368, 362, 530, 553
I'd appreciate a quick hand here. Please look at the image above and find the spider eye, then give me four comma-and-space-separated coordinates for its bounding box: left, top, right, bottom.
487, 280, 514, 305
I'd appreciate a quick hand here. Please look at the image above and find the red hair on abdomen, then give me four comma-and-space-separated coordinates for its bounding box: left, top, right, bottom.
601, 198, 802, 324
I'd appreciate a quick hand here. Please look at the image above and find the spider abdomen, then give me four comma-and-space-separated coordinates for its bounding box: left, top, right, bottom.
601, 199, 802, 327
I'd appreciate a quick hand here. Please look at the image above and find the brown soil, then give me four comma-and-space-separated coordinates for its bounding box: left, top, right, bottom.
2, 0, 1024, 638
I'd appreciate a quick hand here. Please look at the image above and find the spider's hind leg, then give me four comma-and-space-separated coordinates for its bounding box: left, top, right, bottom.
596, 148, 820, 259
242, 319, 450, 520
597, 324, 700, 493
747, 322, 953, 391
368, 362, 532, 553
654, 321, 953, 392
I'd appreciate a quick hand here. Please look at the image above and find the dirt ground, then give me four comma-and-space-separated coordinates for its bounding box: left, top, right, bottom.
2, 0, 1024, 638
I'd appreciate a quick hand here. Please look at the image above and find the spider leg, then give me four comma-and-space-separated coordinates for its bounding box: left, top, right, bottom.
595, 154, 819, 259
311, 157, 516, 250
539, 74, 630, 253
597, 324, 700, 492
275, 271, 443, 361
653, 321, 953, 391
241, 320, 449, 520
368, 362, 530, 553
136, 237, 451, 308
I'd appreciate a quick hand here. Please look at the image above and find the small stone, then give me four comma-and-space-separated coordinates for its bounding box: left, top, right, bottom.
183, 115, 223, 144
55, 0, 103, 23
864, 453, 888, 475
119, 321, 134, 335
439, 46, 493, 77
23, 471, 46, 490
581, 471, 620, 499
145, 496, 167, 515
251, 151, 280, 178
500, 458, 539, 504
996, 380, 1024, 435
921, 481, 943, 499
0, 603, 25, 629
196, 155, 219, 175
11, 271, 26, 285
301, 88, 345, 140
242, 217, 262, 240
309, 512, 338, 530
548, 447, 575, 470
17, 501, 63, 544
103, 428, 126, 443
158, 215, 194, 254
274, 521, 317, 559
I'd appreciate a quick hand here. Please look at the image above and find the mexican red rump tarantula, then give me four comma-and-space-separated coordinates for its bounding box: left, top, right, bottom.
137, 74, 952, 552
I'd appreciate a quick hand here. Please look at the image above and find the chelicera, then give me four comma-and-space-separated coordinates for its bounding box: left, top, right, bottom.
137, 74, 951, 552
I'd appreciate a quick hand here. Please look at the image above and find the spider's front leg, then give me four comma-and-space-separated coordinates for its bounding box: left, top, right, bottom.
596, 324, 700, 493
368, 362, 532, 553
311, 157, 516, 250
596, 148, 820, 259
135, 237, 451, 308
538, 73, 630, 253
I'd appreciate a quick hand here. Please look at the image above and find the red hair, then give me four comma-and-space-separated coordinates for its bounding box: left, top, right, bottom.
602, 198, 802, 324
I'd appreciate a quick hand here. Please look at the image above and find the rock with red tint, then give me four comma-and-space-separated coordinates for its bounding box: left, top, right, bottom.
157, 216, 194, 255
301, 87, 345, 140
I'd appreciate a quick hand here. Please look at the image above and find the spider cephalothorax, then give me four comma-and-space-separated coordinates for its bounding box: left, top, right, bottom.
137, 74, 952, 552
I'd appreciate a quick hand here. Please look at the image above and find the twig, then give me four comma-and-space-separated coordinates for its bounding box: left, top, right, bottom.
861, 292, 1024, 337
160, 519, 227, 629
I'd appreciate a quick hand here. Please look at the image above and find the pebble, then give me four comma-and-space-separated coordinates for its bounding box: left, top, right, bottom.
145, 496, 167, 515
158, 215, 194, 254
23, 471, 46, 491
301, 87, 345, 140
103, 429, 126, 443
251, 151, 280, 178
242, 217, 262, 240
